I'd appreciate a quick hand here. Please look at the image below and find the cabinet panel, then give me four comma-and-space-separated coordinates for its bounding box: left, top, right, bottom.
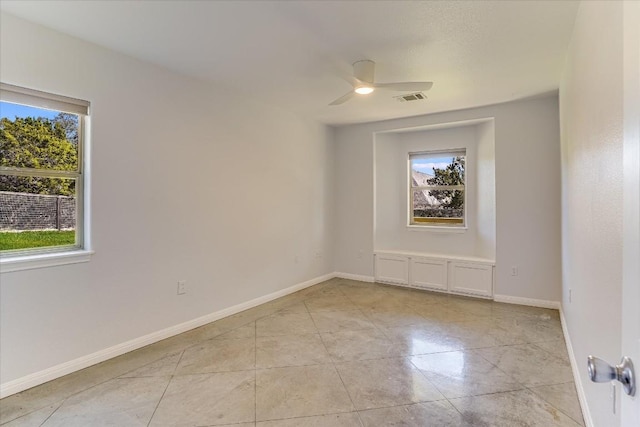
410, 257, 448, 291
374, 254, 409, 284
374, 252, 494, 299
449, 262, 493, 297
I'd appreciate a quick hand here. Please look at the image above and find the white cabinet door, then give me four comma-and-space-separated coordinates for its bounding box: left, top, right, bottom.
374, 254, 409, 285
410, 257, 448, 291
449, 261, 493, 297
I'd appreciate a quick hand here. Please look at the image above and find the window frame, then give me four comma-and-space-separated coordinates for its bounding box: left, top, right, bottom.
0, 83, 90, 264
408, 149, 467, 229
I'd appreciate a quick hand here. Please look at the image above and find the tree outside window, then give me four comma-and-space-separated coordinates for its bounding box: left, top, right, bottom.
409, 151, 466, 226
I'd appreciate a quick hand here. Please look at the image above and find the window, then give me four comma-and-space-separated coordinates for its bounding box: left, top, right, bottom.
409, 149, 466, 227
0, 83, 89, 257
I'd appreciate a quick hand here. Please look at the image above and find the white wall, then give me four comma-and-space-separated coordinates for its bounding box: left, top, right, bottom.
373, 132, 401, 250
0, 13, 334, 386
374, 124, 492, 258
476, 121, 496, 259
335, 96, 561, 302
559, 1, 624, 425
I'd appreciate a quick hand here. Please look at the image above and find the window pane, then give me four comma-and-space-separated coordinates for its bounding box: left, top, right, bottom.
410, 156, 465, 187
0, 101, 79, 171
0, 176, 77, 251
412, 189, 464, 224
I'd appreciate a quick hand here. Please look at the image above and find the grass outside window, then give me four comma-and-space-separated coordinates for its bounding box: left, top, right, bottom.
0, 230, 75, 251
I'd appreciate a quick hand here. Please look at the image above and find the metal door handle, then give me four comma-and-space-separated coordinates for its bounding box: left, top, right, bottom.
587, 355, 635, 396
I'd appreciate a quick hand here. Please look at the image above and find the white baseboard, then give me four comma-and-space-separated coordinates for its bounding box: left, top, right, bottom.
493, 294, 561, 309
560, 307, 593, 427
0, 272, 334, 398
333, 272, 375, 282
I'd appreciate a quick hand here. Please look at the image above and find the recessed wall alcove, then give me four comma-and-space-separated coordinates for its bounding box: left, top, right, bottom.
373, 119, 497, 296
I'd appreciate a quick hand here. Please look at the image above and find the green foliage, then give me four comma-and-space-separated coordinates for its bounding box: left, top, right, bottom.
0, 115, 78, 196
427, 156, 465, 209
0, 230, 75, 250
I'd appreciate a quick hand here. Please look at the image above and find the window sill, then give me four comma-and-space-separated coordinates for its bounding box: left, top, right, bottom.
406, 225, 468, 233
0, 249, 94, 273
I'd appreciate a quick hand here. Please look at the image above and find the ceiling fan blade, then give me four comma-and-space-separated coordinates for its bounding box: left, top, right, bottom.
329, 90, 356, 106
374, 82, 434, 91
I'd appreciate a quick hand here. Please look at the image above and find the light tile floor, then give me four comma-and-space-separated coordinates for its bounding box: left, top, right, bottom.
0, 279, 584, 426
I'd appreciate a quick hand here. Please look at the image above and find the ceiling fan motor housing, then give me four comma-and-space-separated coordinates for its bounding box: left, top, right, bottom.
353, 60, 375, 83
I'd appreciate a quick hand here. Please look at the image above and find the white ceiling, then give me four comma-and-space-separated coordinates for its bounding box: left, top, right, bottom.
0, 0, 579, 125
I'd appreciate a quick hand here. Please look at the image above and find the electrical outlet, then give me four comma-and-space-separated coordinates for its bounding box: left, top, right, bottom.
177, 280, 187, 295
569, 288, 572, 303
511, 266, 518, 276
358, 250, 363, 259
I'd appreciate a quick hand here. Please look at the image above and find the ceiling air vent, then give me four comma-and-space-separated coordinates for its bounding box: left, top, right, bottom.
394, 92, 427, 102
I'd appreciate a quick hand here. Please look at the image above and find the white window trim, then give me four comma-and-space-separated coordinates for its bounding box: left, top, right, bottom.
0, 83, 89, 115
0, 83, 91, 267
0, 249, 94, 273
408, 149, 467, 229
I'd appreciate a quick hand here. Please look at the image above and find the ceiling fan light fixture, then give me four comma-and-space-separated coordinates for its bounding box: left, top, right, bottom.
328, 60, 432, 106
355, 86, 374, 95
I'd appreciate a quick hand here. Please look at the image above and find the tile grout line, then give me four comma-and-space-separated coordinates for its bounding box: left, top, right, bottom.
358, 282, 492, 417
35, 400, 64, 427
0, 349, 190, 426
461, 341, 583, 425
2, 348, 186, 426
524, 382, 586, 426
304, 287, 366, 427
444, 388, 584, 426
368, 285, 568, 422
402, 331, 470, 420
6, 374, 133, 425
7, 298, 305, 425
146, 349, 186, 427
331, 286, 469, 422
335, 283, 481, 423
254, 409, 360, 425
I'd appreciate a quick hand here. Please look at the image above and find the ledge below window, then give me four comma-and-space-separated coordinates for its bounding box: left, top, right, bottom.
407, 225, 468, 233
0, 250, 94, 273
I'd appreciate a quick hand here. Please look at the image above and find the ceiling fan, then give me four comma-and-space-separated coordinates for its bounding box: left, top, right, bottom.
329, 60, 433, 106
